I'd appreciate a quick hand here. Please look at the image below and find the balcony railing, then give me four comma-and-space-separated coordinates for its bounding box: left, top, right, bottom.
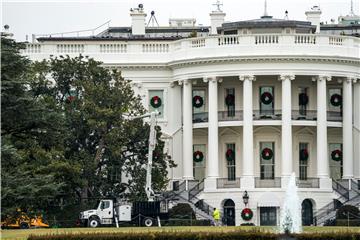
255, 177, 281, 188
327, 111, 342, 122
253, 110, 282, 120
193, 112, 208, 123
217, 178, 241, 189
292, 110, 317, 121
296, 178, 319, 188
193, 110, 343, 123
24, 34, 359, 66
218, 111, 243, 121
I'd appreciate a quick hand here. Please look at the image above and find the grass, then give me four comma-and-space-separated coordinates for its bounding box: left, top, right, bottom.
1, 226, 360, 240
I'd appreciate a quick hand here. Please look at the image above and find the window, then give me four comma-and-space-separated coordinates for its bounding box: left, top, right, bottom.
101, 201, 110, 209
226, 143, 236, 180
193, 89, 206, 123
260, 207, 277, 226
193, 144, 206, 181
328, 88, 342, 112
329, 143, 343, 180
225, 88, 235, 117
148, 90, 164, 117
260, 142, 275, 180
299, 142, 309, 180
298, 87, 308, 116
259, 86, 274, 116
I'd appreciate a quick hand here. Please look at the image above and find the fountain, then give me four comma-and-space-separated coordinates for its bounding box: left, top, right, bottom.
279, 172, 302, 234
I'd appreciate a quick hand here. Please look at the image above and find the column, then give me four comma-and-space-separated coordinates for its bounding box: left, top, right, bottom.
181, 79, 193, 181
240, 75, 256, 188
353, 81, 360, 179
342, 77, 354, 179
314, 75, 331, 188
206, 77, 220, 178
203, 76, 220, 190
279, 74, 295, 182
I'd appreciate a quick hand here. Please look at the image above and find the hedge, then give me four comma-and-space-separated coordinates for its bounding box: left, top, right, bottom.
28, 231, 360, 240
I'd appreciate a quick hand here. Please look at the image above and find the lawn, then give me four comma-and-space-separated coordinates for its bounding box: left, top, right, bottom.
1, 226, 360, 240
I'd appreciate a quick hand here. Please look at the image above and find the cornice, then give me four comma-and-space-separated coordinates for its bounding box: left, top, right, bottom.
103, 55, 360, 70
169, 56, 360, 69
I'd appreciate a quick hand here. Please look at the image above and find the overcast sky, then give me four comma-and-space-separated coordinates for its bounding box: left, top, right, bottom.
2, 0, 359, 41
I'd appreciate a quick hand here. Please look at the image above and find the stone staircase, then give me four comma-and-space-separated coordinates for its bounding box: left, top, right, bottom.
164, 179, 220, 222
315, 179, 360, 226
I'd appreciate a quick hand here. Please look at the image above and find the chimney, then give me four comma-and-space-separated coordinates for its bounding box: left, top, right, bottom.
305, 5, 322, 33
210, 0, 226, 35
130, 4, 147, 36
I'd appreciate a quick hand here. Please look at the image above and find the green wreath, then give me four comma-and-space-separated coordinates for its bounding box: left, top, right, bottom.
65, 90, 77, 103
226, 149, 235, 161
299, 149, 309, 161
261, 148, 273, 160
241, 208, 253, 221
225, 94, 235, 106
261, 92, 273, 105
193, 151, 204, 162
150, 96, 162, 108
331, 149, 342, 161
299, 93, 309, 106
330, 94, 342, 107
192, 95, 204, 108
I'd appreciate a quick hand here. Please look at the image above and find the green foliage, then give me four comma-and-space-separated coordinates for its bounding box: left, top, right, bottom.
1, 35, 175, 222
336, 205, 360, 220
1, 35, 69, 217
168, 203, 196, 219
27, 231, 360, 240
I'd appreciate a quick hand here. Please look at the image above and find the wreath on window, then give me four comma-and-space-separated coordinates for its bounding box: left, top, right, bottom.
331, 149, 342, 162
193, 151, 204, 162
241, 208, 253, 221
192, 95, 204, 108
299, 149, 309, 161
260, 92, 273, 105
226, 149, 235, 161
261, 148, 273, 160
150, 96, 162, 108
330, 94, 342, 107
65, 90, 77, 103
225, 94, 235, 106
299, 93, 309, 106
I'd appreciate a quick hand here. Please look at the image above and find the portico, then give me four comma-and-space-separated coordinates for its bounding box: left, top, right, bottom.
178, 73, 356, 190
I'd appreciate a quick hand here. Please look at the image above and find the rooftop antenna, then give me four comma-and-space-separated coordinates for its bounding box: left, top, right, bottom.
350, 0, 355, 16
264, 0, 268, 16
147, 10, 159, 27
213, 0, 223, 12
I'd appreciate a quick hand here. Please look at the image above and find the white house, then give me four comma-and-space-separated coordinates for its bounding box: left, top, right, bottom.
22, 2, 360, 227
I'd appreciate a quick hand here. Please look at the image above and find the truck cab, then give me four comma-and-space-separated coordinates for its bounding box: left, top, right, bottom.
79, 199, 131, 227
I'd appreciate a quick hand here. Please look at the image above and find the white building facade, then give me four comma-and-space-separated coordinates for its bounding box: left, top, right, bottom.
23, 4, 360, 226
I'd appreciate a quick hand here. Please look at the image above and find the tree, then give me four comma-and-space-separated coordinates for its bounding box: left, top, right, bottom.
40, 55, 175, 204
1, 35, 73, 217
1, 36, 175, 222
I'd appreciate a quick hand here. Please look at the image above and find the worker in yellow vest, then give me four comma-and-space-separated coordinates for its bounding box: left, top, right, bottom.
212, 208, 221, 226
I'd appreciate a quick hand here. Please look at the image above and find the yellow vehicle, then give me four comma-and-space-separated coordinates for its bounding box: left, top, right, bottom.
1, 211, 49, 229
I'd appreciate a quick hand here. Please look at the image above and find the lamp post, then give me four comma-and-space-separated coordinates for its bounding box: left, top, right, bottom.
243, 190, 249, 207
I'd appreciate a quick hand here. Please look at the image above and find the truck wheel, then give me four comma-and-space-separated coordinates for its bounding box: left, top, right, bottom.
88, 217, 100, 228
20, 222, 29, 229
143, 217, 154, 227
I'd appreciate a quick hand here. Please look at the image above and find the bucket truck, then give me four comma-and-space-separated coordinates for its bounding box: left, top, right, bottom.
79, 111, 168, 227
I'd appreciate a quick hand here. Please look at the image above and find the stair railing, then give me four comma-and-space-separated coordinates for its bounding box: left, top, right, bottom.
332, 179, 350, 200
189, 179, 205, 201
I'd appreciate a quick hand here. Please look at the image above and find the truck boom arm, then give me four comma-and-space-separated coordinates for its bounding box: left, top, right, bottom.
129, 111, 159, 202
